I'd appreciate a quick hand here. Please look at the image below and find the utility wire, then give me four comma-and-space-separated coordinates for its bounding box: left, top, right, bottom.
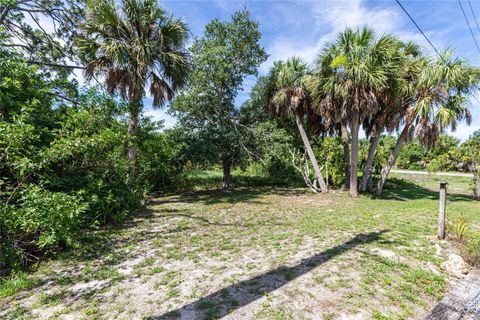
395, 0, 442, 58
467, 0, 480, 36
458, 0, 480, 55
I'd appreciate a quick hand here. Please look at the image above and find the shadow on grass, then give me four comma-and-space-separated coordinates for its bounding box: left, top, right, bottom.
376, 178, 473, 202
179, 172, 305, 193
152, 188, 308, 206
1, 188, 296, 308
146, 230, 389, 320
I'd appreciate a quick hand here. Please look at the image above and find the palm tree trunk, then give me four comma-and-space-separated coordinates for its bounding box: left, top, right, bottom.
473, 164, 479, 200
222, 157, 233, 191
294, 111, 327, 193
127, 104, 140, 191
375, 123, 410, 196
350, 111, 360, 197
360, 132, 381, 192
341, 123, 350, 191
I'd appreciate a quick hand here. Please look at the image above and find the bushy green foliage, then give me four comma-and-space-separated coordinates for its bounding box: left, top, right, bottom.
244, 122, 297, 179
314, 137, 346, 187
136, 121, 184, 193
6, 186, 86, 247
0, 50, 182, 272
396, 134, 461, 171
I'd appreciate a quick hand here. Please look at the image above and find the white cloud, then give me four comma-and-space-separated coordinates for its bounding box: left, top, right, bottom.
260, 0, 429, 73
311, 0, 400, 34
260, 36, 324, 73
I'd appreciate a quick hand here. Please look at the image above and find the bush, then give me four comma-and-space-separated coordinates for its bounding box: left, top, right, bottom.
315, 137, 346, 187
1, 187, 87, 269
448, 219, 480, 265
0, 56, 183, 272
396, 134, 461, 171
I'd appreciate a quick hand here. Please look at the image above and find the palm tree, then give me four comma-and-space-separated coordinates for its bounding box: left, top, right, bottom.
269, 58, 328, 193
375, 51, 480, 196
76, 0, 189, 189
461, 131, 480, 200
359, 41, 421, 192
313, 27, 398, 196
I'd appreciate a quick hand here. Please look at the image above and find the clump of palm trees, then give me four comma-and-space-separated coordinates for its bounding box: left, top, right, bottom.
268, 26, 480, 197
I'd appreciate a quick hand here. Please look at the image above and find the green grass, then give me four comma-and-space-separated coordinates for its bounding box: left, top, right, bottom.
1, 172, 479, 319
0, 271, 42, 299
178, 169, 304, 191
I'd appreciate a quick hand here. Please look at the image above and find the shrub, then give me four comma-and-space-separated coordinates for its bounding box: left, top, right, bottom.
448, 219, 480, 265
0, 65, 180, 271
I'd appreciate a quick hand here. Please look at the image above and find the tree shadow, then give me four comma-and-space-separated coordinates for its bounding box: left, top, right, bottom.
146, 230, 390, 320
151, 188, 308, 206
4, 189, 297, 311
138, 208, 288, 228
375, 178, 473, 202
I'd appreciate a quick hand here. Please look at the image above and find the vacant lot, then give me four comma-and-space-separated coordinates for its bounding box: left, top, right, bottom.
1, 173, 479, 320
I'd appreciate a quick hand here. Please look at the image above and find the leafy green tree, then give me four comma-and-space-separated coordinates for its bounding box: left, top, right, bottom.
268, 57, 327, 193
1, 0, 83, 53
0, 47, 166, 271
76, 0, 189, 189
1, 0, 84, 97
169, 9, 267, 190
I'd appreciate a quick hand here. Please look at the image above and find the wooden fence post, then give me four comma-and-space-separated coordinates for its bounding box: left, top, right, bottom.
438, 182, 448, 240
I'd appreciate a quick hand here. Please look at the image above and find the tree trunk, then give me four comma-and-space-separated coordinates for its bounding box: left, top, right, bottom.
375, 123, 410, 196
222, 157, 233, 191
294, 111, 327, 193
360, 132, 381, 192
127, 105, 140, 191
341, 123, 351, 191
473, 165, 479, 200
350, 111, 360, 197
367, 173, 374, 192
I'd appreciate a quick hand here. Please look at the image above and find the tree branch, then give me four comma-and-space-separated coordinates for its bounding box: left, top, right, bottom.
26, 60, 85, 69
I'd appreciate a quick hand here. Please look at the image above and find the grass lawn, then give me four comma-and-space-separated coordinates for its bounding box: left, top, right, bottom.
0, 172, 479, 319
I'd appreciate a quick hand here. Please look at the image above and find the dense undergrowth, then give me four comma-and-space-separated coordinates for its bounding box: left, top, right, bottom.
0, 52, 181, 274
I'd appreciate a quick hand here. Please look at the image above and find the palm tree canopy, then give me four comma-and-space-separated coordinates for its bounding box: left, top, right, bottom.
363, 40, 424, 135
313, 26, 405, 126
268, 57, 313, 118
413, 51, 480, 147
76, 0, 189, 108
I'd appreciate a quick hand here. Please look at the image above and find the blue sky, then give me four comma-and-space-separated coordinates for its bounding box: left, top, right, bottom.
142, 0, 480, 140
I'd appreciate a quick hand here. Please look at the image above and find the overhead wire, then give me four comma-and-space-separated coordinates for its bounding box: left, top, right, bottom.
396, 2, 480, 109
395, 0, 443, 59
458, 0, 480, 55
461, 1, 480, 105
467, 0, 480, 36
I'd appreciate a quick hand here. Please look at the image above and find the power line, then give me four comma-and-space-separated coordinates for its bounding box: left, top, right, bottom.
467, 0, 480, 36
458, 0, 480, 55
473, 94, 480, 105
395, 0, 442, 58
